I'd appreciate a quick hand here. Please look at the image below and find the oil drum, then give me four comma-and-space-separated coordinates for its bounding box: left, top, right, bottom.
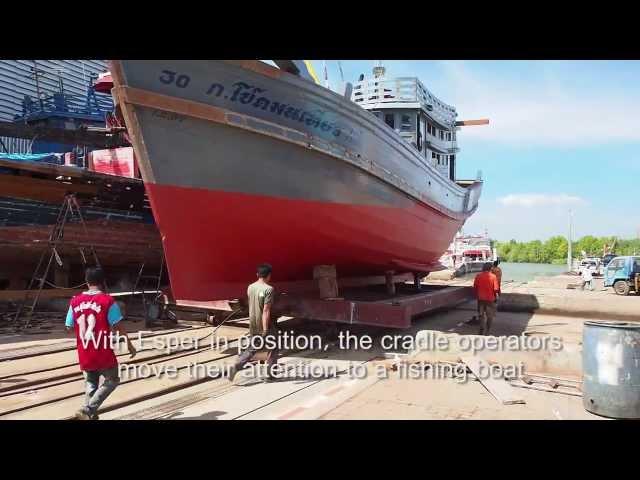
582, 321, 640, 419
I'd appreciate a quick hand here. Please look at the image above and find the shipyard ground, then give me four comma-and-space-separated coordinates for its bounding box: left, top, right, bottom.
2, 274, 635, 420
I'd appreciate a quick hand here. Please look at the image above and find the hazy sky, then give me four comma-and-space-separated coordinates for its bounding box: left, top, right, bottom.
309, 60, 640, 242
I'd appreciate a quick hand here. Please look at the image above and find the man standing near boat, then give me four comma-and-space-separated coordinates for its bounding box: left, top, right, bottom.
228, 263, 278, 382
473, 263, 500, 335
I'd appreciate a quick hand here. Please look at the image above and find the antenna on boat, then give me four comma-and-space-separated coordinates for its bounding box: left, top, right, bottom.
335, 61, 353, 99
27, 60, 46, 110
373, 60, 385, 78
54, 67, 66, 95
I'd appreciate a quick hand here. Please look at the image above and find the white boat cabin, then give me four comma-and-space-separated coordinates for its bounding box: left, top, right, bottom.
351, 65, 459, 181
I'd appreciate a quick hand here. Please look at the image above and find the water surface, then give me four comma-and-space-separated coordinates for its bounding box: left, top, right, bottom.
457, 262, 566, 283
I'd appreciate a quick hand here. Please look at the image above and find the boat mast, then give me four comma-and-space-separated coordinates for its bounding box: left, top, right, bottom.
337, 61, 345, 82
373, 60, 385, 78
322, 60, 329, 88
29, 60, 46, 110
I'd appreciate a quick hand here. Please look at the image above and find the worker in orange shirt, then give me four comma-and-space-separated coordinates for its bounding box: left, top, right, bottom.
473, 263, 500, 335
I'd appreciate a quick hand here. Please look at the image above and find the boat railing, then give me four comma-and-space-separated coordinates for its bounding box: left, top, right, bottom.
352, 77, 457, 126
426, 131, 458, 153
14, 89, 113, 122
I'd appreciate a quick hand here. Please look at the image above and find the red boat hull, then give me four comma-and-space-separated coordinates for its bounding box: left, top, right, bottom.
110, 60, 483, 304
147, 183, 462, 300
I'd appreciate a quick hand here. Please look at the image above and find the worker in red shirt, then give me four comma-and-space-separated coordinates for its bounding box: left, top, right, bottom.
473, 263, 500, 335
65, 267, 137, 420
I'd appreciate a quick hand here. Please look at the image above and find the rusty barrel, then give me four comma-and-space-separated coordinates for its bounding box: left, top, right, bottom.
582, 321, 640, 419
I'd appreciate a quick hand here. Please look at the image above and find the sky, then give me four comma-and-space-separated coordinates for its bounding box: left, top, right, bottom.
308, 60, 640, 242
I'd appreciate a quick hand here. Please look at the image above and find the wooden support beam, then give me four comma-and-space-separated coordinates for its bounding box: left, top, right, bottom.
0, 288, 83, 302
385, 271, 396, 296
313, 265, 339, 300
414, 272, 423, 291
0, 174, 97, 204
455, 119, 490, 127
460, 355, 525, 405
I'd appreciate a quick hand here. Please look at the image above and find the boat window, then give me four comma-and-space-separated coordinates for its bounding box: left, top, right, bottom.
401, 114, 412, 131
439, 130, 444, 140
384, 113, 395, 129
447, 132, 452, 141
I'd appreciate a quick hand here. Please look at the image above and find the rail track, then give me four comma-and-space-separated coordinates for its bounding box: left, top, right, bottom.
0, 321, 250, 417
0, 317, 392, 420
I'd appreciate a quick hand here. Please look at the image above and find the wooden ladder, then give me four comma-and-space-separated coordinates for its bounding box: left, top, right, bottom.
12, 194, 101, 329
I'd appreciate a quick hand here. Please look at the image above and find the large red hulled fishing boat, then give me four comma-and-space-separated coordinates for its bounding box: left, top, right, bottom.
110, 60, 485, 302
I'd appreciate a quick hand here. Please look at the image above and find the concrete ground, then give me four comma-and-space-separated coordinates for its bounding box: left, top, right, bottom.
427, 274, 639, 321
321, 376, 597, 420
1, 272, 635, 420
100, 305, 605, 420
317, 304, 603, 420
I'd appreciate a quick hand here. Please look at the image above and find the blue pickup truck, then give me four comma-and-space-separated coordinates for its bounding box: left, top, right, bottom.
603, 256, 640, 295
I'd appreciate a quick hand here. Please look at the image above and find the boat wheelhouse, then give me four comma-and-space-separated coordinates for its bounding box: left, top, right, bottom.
351, 65, 459, 181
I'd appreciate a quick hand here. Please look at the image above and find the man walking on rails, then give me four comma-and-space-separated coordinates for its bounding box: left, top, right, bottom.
65, 267, 137, 420
473, 263, 500, 335
228, 263, 278, 382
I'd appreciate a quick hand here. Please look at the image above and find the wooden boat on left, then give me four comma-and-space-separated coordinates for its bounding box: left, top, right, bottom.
0, 154, 162, 290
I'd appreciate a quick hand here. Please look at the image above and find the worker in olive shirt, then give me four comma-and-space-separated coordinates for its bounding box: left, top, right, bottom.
228, 263, 278, 382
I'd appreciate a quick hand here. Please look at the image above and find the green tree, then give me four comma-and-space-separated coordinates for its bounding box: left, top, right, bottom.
493, 235, 639, 264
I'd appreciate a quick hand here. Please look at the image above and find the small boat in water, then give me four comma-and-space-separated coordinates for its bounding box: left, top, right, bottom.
440, 232, 496, 277
110, 60, 486, 301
